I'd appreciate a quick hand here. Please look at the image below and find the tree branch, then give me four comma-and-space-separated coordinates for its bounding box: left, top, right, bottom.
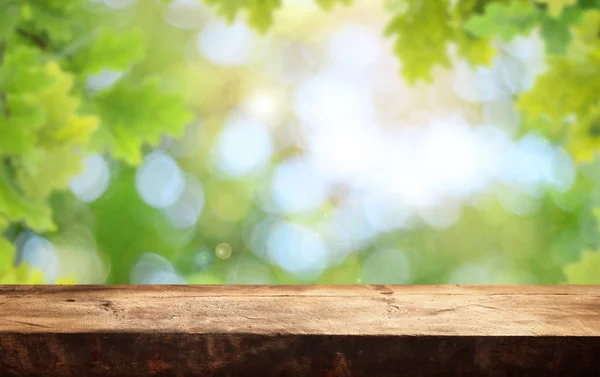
15, 28, 49, 51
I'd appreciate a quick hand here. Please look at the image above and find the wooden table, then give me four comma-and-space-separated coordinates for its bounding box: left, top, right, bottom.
0, 285, 599, 376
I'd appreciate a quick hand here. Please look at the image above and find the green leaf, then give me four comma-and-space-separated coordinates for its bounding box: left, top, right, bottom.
539, 7, 584, 55
69, 27, 147, 74
22, 0, 86, 43
518, 58, 600, 125
203, 0, 282, 32
384, 0, 408, 13
385, 0, 455, 84
17, 145, 87, 199
202, 0, 352, 32
465, 0, 539, 42
30, 62, 98, 147
93, 78, 194, 164
569, 10, 600, 63
0, 97, 45, 154
0, 46, 55, 95
451, 0, 496, 67
536, 0, 577, 17
385, 0, 497, 84
0, 234, 47, 285
0, 54, 97, 231
577, 0, 600, 9
566, 100, 600, 163
315, 0, 353, 11
0, 263, 48, 284
0, 162, 54, 231
29, 0, 83, 13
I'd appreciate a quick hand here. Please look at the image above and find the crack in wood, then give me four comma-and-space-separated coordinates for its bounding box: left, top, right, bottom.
2, 318, 52, 329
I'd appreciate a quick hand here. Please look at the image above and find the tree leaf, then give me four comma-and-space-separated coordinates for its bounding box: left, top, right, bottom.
536, 0, 577, 17
202, 0, 352, 32
451, 0, 497, 66
566, 100, 600, 162
315, 0, 353, 11
518, 58, 600, 124
93, 78, 194, 164
465, 0, 540, 42
539, 6, 584, 55
0, 162, 54, 231
203, 0, 282, 32
69, 27, 147, 74
385, 0, 454, 84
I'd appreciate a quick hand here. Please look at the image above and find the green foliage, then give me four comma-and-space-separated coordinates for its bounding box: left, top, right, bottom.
518, 11, 600, 163
465, 0, 539, 42
314, 0, 353, 11
203, 0, 352, 32
566, 100, 600, 162
19, 0, 87, 44
385, 0, 497, 84
539, 6, 583, 54
203, 0, 282, 32
536, 0, 577, 17
519, 58, 598, 128
0, 0, 358, 283
464, 0, 583, 55
93, 79, 193, 165
0, 0, 186, 282
0, 232, 63, 284
0, 0, 600, 285
385, 0, 455, 83
0, 44, 96, 233
68, 28, 147, 74
451, 0, 497, 70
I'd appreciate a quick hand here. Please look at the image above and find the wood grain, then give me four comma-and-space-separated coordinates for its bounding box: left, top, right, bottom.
0, 285, 599, 376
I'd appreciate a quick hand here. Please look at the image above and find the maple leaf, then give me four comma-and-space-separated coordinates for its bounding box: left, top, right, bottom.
385, 0, 455, 84
93, 78, 194, 165
536, 0, 577, 17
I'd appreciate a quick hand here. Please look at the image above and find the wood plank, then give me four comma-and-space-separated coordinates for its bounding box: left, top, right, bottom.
0, 285, 599, 376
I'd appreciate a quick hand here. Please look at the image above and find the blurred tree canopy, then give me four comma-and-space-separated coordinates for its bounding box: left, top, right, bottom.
1, 0, 600, 284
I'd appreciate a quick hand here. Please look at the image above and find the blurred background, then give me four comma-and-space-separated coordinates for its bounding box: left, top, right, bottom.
10, 0, 599, 285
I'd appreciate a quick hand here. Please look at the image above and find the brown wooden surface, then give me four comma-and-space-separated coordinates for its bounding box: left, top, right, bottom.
0, 285, 599, 376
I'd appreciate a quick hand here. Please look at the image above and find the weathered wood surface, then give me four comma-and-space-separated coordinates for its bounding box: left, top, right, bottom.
0, 285, 599, 376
